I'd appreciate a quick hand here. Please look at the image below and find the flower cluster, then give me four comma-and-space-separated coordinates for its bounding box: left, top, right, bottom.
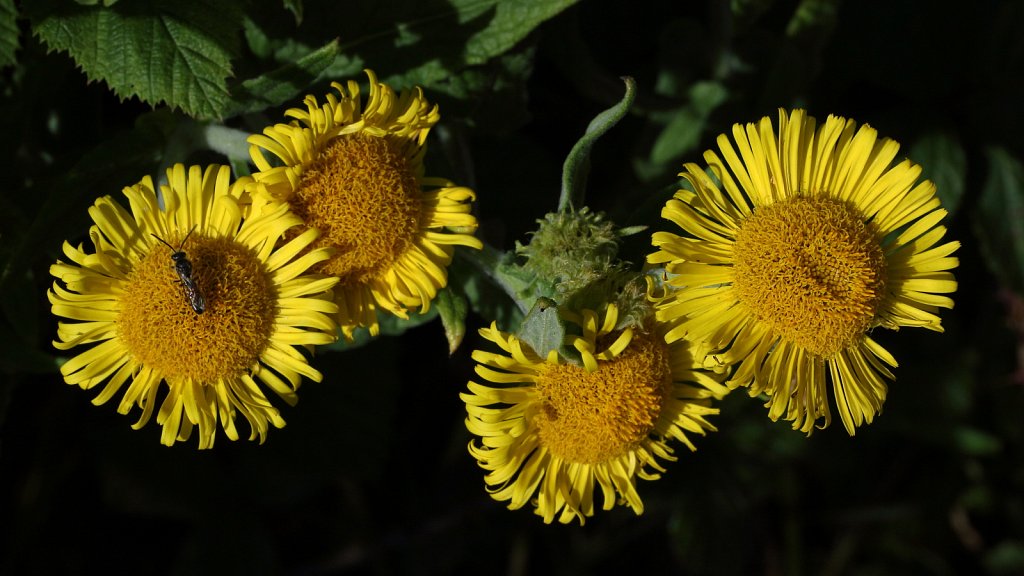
462, 108, 958, 524
48, 69, 958, 527
49, 71, 479, 448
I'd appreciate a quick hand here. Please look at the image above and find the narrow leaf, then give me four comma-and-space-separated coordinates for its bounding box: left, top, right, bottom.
559, 76, 637, 212
436, 286, 469, 355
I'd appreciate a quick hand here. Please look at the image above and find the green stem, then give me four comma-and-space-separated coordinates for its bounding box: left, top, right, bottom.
456, 244, 533, 315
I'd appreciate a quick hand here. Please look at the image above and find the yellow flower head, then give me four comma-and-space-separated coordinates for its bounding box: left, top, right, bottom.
462, 304, 725, 525
247, 69, 481, 339
49, 164, 340, 448
648, 109, 960, 435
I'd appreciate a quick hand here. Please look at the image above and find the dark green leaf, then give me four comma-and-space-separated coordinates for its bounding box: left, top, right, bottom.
419, 47, 535, 134
225, 39, 339, 117
0, 0, 17, 68
0, 113, 168, 298
786, 0, 840, 37
323, 308, 440, 352
657, 82, 729, 159
974, 147, 1024, 293
27, 0, 243, 119
451, 251, 524, 334
458, 244, 542, 317
984, 541, 1024, 576
910, 131, 967, 215
0, 256, 58, 375
320, 0, 578, 85
635, 81, 728, 181
953, 426, 1003, 456
436, 286, 469, 355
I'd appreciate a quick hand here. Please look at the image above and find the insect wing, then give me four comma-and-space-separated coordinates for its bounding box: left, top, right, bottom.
180, 276, 206, 314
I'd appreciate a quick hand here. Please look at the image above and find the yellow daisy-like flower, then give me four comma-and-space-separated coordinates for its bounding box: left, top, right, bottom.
462, 304, 725, 525
49, 164, 340, 449
247, 69, 482, 339
648, 109, 960, 435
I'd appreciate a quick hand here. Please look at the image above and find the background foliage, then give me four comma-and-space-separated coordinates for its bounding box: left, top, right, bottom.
2, 0, 1024, 574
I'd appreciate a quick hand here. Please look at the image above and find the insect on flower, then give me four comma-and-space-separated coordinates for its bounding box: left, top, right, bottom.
151, 226, 206, 314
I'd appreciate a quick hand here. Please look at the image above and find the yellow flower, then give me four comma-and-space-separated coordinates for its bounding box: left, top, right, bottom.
648, 109, 960, 435
49, 164, 339, 448
247, 69, 481, 339
462, 305, 725, 525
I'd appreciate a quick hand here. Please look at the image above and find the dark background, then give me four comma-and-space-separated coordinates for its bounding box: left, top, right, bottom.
2, 1, 1023, 574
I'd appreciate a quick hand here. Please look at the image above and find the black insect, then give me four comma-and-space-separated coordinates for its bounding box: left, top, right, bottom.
151, 227, 206, 314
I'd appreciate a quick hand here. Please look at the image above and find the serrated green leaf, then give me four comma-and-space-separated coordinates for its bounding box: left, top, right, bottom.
516, 297, 563, 360
27, 0, 243, 119
910, 131, 967, 215
436, 286, 468, 355
225, 39, 339, 117
0, 0, 17, 68
974, 147, 1024, 293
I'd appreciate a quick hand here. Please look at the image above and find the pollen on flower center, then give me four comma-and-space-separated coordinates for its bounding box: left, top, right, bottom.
535, 332, 670, 464
732, 196, 887, 357
118, 234, 277, 383
293, 133, 422, 284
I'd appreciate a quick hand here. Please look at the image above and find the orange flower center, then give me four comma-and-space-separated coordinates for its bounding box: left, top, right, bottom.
534, 332, 670, 464
732, 196, 888, 357
117, 233, 277, 383
293, 133, 422, 284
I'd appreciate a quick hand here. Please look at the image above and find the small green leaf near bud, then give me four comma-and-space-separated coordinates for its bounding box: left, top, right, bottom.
517, 297, 565, 360
437, 286, 469, 355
